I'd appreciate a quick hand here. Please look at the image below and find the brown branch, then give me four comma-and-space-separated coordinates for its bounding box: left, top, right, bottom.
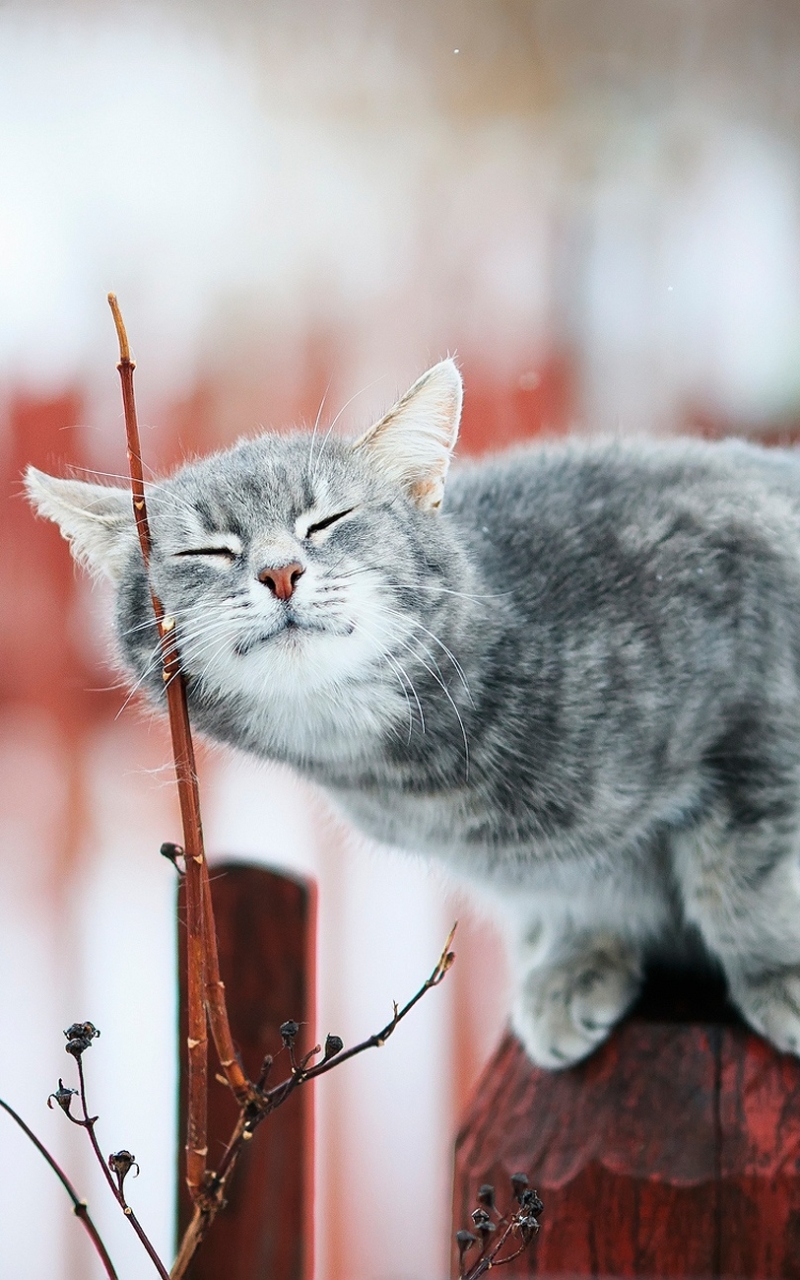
457, 1178, 542, 1279
170, 925, 457, 1280
109, 297, 255, 1210
299, 923, 456, 1085
461, 1219, 518, 1280
74, 1057, 170, 1280
0, 1096, 119, 1280
199, 862, 254, 1105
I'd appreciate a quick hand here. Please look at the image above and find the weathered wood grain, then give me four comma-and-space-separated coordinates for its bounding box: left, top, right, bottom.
454, 969, 800, 1277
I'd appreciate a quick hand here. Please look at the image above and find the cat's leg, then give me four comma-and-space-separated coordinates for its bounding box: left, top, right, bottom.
509, 916, 643, 1069
674, 810, 800, 1054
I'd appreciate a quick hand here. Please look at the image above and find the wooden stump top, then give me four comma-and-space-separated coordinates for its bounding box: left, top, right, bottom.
454, 969, 800, 1278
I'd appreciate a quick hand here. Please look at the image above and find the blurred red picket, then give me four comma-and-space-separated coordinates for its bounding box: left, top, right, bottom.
177, 862, 316, 1280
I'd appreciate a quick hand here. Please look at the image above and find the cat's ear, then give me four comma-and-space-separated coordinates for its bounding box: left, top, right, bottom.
25, 467, 135, 580
353, 358, 462, 511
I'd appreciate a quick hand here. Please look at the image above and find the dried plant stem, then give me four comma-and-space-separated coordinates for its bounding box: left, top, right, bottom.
299, 924, 456, 1084
199, 862, 254, 1105
170, 926, 457, 1280
109, 296, 255, 1206
462, 1222, 526, 1279
108, 295, 211, 1199
73, 1058, 170, 1280
0, 1097, 119, 1280
457, 1178, 542, 1278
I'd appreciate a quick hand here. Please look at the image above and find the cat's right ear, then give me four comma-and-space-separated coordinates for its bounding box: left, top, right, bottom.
353, 358, 463, 512
25, 467, 135, 580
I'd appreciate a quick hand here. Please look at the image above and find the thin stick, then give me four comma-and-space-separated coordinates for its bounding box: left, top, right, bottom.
74, 1059, 170, 1280
108, 296, 253, 1107
458, 1181, 542, 1278
170, 925, 457, 1280
199, 865, 254, 1105
462, 1221, 534, 1278
109, 301, 257, 1213
0, 1097, 119, 1280
108, 294, 211, 1199
300, 923, 456, 1085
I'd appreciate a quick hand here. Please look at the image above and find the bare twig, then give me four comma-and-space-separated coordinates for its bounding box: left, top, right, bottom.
0, 1096, 118, 1279
456, 1175, 542, 1279
109, 298, 253, 1105
109, 297, 255, 1209
170, 926, 457, 1280
108, 294, 209, 1199
64, 1029, 170, 1280
299, 923, 456, 1085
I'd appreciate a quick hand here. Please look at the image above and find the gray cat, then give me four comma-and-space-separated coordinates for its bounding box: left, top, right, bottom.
26, 360, 800, 1067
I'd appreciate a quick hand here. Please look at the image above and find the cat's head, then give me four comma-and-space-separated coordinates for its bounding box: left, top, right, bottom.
26, 359, 468, 752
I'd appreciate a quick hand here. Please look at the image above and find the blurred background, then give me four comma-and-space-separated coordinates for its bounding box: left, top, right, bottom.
3, 2, 800, 1277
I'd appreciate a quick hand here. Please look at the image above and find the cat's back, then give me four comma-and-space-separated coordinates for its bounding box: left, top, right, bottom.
445, 435, 800, 584
442, 436, 800, 675
447, 435, 800, 525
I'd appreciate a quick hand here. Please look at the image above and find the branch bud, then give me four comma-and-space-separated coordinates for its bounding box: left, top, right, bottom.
455, 1229, 477, 1268
160, 842, 185, 874
47, 1079, 78, 1116
108, 1149, 140, 1194
323, 1034, 344, 1061
477, 1183, 495, 1211
519, 1188, 544, 1215
64, 1022, 100, 1058
519, 1211, 542, 1241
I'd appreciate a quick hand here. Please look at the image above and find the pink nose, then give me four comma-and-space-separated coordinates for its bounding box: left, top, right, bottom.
257, 561, 305, 601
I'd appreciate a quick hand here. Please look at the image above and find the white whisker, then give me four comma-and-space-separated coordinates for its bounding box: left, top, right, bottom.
306, 378, 333, 481
311, 375, 386, 486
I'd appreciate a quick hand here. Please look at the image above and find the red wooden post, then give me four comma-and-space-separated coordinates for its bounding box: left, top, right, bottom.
453, 969, 800, 1277
178, 862, 316, 1280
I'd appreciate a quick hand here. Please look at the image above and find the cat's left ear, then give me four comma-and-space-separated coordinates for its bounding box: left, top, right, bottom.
353, 358, 462, 512
25, 467, 135, 579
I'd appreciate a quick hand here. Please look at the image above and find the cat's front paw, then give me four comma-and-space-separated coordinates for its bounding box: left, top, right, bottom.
512, 943, 642, 1069
731, 969, 800, 1055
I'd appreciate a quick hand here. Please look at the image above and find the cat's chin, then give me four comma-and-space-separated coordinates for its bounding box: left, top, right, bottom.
234, 625, 295, 657
234, 617, 344, 657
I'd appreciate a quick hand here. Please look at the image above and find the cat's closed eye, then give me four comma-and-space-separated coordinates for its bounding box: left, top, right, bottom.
174, 546, 238, 562
304, 507, 356, 538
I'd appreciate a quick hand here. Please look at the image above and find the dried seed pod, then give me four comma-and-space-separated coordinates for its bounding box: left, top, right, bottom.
47, 1079, 78, 1115
64, 1022, 100, 1057
477, 1183, 496, 1210
108, 1149, 140, 1192
160, 842, 185, 873
455, 1229, 477, 1268
323, 1033, 344, 1061
280, 1020, 300, 1047
520, 1188, 544, 1215
510, 1171, 529, 1202
519, 1212, 541, 1241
